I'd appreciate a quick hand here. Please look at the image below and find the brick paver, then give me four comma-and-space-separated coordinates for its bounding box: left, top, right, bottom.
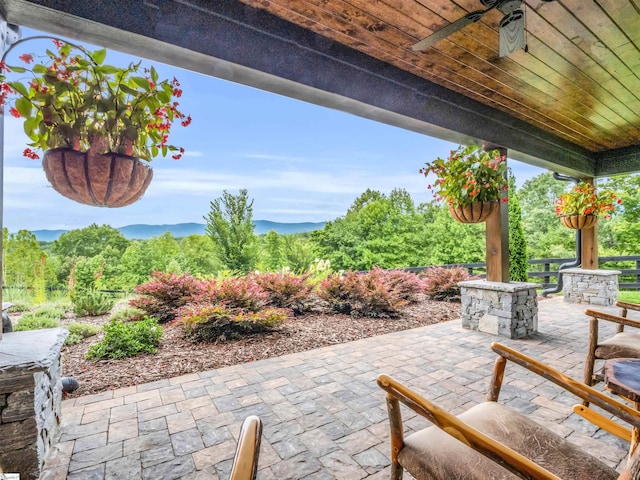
41, 296, 632, 479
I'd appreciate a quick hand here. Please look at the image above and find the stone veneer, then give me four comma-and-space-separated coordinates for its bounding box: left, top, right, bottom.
562, 268, 620, 306
0, 328, 67, 479
460, 280, 539, 339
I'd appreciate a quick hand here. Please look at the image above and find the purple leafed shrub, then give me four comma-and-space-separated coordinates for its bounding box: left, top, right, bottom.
373, 267, 424, 302
194, 277, 268, 312
420, 266, 477, 302
252, 272, 315, 315
131, 271, 201, 323
318, 268, 409, 318
177, 303, 290, 341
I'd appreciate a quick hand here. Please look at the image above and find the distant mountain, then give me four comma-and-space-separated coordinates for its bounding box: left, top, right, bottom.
32, 220, 326, 242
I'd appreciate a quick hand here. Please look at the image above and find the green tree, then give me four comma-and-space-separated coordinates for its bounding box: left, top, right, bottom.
180, 235, 221, 275
205, 189, 258, 273
3, 229, 50, 288
52, 224, 129, 258
262, 230, 285, 271
508, 172, 528, 281
283, 235, 316, 273
518, 172, 574, 258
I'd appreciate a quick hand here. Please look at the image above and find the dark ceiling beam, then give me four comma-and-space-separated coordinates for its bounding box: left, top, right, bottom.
0, 0, 637, 177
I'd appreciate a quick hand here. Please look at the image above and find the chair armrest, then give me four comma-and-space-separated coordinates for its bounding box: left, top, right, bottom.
230, 415, 262, 480
584, 309, 640, 329
377, 374, 562, 480
617, 301, 640, 313
490, 343, 640, 429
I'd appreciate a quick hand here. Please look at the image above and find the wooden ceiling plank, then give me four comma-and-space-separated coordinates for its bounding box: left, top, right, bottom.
241, 0, 604, 148
273, 0, 611, 146
532, 0, 640, 104
402, 0, 638, 141
525, 6, 640, 134
361, 0, 626, 139
594, 0, 640, 46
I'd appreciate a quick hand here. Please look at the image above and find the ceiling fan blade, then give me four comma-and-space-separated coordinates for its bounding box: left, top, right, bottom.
499, 9, 525, 57
412, 1, 501, 52
412, 14, 480, 51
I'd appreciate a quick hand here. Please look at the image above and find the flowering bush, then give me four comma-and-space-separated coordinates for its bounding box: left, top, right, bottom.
0, 38, 191, 161
420, 266, 479, 302
554, 182, 621, 218
420, 144, 508, 207
252, 272, 315, 315
131, 272, 200, 323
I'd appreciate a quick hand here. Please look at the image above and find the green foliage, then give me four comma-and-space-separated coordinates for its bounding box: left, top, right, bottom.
618, 291, 640, 304
2, 228, 50, 289
71, 290, 115, 316
14, 314, 60, 331
518, 172, 574, 259
311, 189, 425, 270
205, 189, 258, 273
109, 307, 146, 323
179, 235, 221, 275
6, 300, 32, 313
263, 230, 285, 271
508, 173, 529, 282
178, 304, 289, 342
53, 224, 129, 259
2, 41, 189, 161
64, 322, 100, 345
555, 182, 620, 217
86, 317, 162, 360
282, 236, 316, 273
420, 266, 475, 301
420, 145, 507, 207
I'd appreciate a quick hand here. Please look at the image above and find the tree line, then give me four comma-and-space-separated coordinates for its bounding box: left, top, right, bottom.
3, 171, 640, 296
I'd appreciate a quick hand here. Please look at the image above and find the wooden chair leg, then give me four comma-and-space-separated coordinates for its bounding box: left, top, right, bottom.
386, 394, 404, 480
583, 317, 599, 406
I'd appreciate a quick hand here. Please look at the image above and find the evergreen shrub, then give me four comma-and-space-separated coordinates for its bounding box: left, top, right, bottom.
72, 290, 114, 316
86, 317, 162, 359
64, 322, 100, 345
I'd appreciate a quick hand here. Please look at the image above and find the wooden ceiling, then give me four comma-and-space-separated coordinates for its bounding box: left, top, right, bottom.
236, 0, 640, 153
1, 0, 639, 176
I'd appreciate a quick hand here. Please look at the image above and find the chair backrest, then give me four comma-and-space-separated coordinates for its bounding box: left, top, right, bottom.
229, 415, 262, 480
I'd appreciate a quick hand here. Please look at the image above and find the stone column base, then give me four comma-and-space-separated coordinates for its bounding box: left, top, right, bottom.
562, 268, 620, 306
460, 280, 539, 339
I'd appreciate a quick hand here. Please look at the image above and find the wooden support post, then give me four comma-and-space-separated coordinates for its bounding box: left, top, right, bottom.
581, 177, 598, 269
484, 145, 509, 282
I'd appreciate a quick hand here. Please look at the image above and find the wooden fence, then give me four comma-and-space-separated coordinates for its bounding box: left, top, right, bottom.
407, 255, 640, 290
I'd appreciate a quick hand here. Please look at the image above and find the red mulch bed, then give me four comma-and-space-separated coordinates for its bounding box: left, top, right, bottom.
60, 296, 460, 397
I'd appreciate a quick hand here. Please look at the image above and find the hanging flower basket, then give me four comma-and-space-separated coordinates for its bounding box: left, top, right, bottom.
43, 148, 153, 208
448, 201, 499, 224
559, 214, 598, 230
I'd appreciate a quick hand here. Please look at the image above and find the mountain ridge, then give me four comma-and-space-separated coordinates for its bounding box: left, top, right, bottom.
30, 221, 326, 242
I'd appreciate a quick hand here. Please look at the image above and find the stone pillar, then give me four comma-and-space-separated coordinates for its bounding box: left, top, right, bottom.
460, 280, 538, 339
0, 328, 67, 479
562, 268, 620, 306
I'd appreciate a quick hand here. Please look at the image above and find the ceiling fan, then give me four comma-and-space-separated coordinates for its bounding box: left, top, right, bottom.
412, 0, 554, 58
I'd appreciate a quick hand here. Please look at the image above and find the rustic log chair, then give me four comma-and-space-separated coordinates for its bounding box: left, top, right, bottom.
584, 301, 640, 389
377, 342, 640, 480
229, 415, 263, 480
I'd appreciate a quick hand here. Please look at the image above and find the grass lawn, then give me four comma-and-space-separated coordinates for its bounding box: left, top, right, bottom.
618, 290, 640, 303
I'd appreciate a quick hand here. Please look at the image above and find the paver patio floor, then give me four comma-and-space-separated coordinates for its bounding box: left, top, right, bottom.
40, 296, 631, 479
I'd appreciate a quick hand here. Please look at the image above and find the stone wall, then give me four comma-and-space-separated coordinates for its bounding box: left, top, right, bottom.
562, 268, 620, 306
460, 280, 539, 339
0, 329, 67, 479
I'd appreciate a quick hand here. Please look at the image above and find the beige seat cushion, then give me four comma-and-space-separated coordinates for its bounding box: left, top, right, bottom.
596, 332, 640, 359
398, 402, 618, 480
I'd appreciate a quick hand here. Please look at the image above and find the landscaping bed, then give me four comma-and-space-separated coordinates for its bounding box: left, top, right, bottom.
60, 295, 460, 397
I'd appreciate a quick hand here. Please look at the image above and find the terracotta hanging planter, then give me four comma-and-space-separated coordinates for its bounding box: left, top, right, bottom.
560, 214, 598, 230
448, 201, 499, 224
42, 148, 153, 207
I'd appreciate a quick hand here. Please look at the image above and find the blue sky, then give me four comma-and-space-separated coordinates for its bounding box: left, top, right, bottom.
3, 29, 547, 232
